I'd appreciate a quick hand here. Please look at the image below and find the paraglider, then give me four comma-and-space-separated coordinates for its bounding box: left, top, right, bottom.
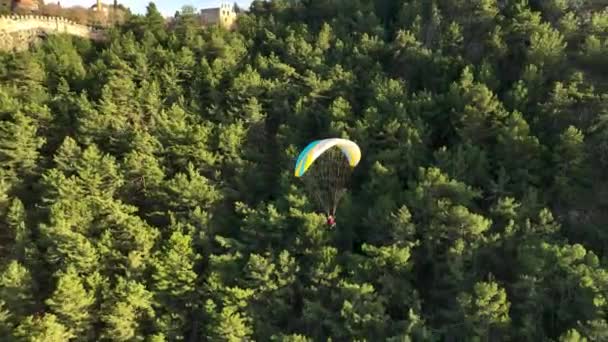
294, 138, 361, 226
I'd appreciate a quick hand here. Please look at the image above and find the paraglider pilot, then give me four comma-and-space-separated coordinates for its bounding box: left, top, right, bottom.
326, 214, 336, 228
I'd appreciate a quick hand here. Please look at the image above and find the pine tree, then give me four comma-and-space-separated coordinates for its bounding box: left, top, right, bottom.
0, 260, 36, 321
151, 230, 200, 339
45, 267, 95, 337
5, 198, 37, 268
100, 277, 155, 341
457, 281, 511, 339
13, 314, 74, 342
0, 112, 45, 183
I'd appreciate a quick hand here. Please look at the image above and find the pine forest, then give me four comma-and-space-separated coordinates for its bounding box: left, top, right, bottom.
1, 0, 608, 340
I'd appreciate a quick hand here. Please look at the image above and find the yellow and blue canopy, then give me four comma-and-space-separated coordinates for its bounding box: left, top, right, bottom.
294, 138, 361, 177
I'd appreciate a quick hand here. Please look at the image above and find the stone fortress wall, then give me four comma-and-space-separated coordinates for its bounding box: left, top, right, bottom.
0, 14, 106, 50
0, 14, 106, 43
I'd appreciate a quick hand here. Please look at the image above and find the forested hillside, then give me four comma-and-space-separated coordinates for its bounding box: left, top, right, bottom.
1, 0, 608, 340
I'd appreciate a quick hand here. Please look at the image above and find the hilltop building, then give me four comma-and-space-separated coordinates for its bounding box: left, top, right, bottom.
90, 0, 112, 15
200, 2, 236, 29
9, 0, 39, 13
89, 0, 126, 26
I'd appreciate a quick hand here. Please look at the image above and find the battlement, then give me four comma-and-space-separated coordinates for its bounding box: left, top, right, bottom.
0, 14, 106, 37
1, 14, 75, 26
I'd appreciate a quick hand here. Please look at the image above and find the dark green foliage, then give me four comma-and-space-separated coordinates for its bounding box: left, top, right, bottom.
0, 0, 607, 340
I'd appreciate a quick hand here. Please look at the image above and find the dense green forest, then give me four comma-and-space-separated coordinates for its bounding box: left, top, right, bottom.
2, 0, 608, 340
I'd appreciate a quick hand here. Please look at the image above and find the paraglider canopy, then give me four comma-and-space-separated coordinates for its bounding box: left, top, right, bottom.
294, 138, 361, 177
294, 138, 361, 216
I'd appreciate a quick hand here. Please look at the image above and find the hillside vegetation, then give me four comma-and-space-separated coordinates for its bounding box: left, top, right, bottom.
1, 0, 608, 340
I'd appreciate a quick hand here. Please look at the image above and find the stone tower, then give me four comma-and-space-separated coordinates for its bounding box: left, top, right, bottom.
200, 1, 236, 29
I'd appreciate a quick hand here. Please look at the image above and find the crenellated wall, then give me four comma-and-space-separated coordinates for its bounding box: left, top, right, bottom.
0, 14, 106, 43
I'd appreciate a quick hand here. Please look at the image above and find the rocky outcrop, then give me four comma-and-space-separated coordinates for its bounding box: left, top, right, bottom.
0, 15, 106, 51
0, 28, 45, 51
